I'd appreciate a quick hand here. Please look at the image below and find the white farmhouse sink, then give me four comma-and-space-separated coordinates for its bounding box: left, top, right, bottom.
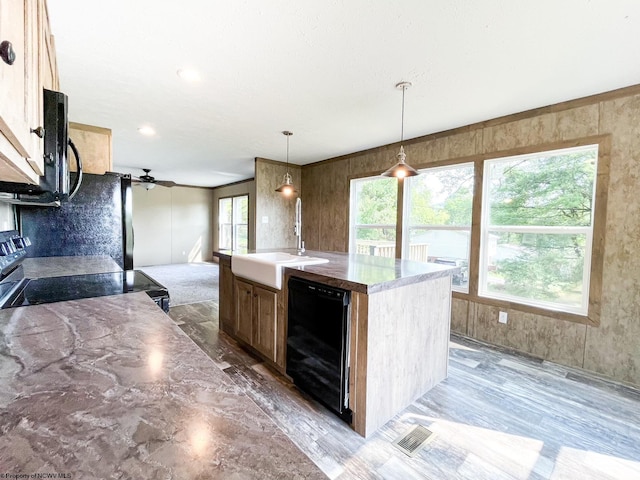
231, 252, 329, 290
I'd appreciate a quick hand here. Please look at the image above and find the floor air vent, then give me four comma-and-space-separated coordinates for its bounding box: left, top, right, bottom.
392, 425, 435, 457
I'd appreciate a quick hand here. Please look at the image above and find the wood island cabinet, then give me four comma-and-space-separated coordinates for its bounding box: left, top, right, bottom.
0, 0, 58, 184
217, 255, 286, 371
234, 278, 254, 344
233, 277, 278, 363
253, 284, 278, 361
215, 250, 454, 438
219, 262, 234, 332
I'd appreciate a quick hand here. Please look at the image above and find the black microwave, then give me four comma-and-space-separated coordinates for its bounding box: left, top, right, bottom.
0, 88, 82, 206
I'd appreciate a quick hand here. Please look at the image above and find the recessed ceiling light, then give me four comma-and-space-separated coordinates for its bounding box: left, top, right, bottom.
138, 126, 156, 136
177, 68, 201, 82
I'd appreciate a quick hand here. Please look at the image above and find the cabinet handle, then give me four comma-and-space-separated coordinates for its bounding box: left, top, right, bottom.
0, 41, 16, 66
30, 126, 45, 138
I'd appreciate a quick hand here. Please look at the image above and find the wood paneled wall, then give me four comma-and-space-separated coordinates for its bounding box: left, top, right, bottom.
301, 84, 640, 388
254, 158, 302, 250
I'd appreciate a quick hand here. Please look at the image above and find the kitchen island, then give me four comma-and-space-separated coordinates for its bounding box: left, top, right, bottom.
215, 249, 457, 437
0, 259, 326, 478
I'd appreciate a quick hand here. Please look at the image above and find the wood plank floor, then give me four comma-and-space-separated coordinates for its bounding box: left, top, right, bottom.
170, 301, 640, 480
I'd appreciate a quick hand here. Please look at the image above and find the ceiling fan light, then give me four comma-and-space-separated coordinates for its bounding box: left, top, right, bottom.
141, 181, 156, 190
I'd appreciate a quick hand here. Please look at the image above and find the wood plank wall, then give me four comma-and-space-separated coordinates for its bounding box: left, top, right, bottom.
254, 158, 302, 250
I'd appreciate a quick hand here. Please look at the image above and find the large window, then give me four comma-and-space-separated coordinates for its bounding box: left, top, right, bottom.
218, 195, 248, 251
346, 140, 604, 321
403, 163, 474, 292
479, 145, 598, 314
349, 176, 397, 258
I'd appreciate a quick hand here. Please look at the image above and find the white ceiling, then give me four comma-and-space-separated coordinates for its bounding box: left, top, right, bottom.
48, 0, 640, 187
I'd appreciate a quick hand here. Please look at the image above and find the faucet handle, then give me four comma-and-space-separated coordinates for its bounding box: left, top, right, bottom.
301, 241, 305, 253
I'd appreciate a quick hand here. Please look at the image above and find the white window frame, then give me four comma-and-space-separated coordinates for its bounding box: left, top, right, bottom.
402, 162, 474, 293
218, 194, 248, 251
348, 176, 397, 256
479, 145, 598, 315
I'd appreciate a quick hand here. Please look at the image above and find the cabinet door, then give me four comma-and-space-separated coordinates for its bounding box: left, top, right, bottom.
21, 0, 53, 177
25, 0, 44, 175
219, 262, 234, 332
68, 123, 113, 174
0, 0, 39, 183
234, 279, 253, 344
39, 0, 57, 91
253, 285, 278, 362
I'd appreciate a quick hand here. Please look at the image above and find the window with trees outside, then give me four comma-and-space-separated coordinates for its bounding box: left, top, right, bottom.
403, 163, 474, 293
479, 144, 598, 315
218, 195, 248, 251
349, 176, 398, 258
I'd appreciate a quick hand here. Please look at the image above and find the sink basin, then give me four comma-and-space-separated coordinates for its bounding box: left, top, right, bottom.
231, 252, 329, 290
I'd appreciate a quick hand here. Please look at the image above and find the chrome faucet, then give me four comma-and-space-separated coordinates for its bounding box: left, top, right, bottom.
295, 197, 305, 254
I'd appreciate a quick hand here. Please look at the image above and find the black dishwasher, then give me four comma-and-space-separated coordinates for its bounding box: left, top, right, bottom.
286, 276, 352, 423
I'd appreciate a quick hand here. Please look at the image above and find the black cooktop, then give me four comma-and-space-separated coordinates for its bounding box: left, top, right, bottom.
1, 270, 169, 311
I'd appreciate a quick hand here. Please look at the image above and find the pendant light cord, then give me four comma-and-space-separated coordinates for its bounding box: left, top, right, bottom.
401, 85, 405, 143
283, 130, 293, 175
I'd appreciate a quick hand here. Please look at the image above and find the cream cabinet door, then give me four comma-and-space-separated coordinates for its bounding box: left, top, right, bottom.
0, 0, 40, 183
39, 0, 57, 91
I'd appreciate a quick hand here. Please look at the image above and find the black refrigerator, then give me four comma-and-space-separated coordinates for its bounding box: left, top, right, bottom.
17, 173, 134, 270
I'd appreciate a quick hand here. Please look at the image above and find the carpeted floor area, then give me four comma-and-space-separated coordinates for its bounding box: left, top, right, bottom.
139, 262, 219, 306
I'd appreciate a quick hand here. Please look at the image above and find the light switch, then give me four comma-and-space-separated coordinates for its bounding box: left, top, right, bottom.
498, 311, 508, 324
262, 216, 269, 224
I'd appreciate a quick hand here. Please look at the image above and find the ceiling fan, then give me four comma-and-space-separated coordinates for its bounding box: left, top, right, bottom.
132, 169, 177, 190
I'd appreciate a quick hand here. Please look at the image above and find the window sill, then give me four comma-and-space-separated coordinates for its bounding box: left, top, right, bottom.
451, 291, 599, 327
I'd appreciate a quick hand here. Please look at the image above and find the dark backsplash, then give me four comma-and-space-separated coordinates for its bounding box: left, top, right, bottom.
18, 173, 132, 269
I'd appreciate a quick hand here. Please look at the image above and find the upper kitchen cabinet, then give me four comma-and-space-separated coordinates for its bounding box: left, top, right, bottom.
69, 122, 112, 174
38, 0, 57, 92
0, 0, 58, 184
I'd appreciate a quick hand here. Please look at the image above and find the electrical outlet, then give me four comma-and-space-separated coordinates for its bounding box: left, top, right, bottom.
498, 311, 508, 324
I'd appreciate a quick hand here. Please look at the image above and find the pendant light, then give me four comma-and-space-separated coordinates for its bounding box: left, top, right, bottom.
275, 130, 297, 195
382, 81, 420, 178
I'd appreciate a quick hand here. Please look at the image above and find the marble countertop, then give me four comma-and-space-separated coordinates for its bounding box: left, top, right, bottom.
21, 255, 123, 278
0, 292, 325, 478
214, 249, 457, 294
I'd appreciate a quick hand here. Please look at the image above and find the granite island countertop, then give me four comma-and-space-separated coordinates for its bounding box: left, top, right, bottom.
214, 248, 458, 294
0, 292, 326, 479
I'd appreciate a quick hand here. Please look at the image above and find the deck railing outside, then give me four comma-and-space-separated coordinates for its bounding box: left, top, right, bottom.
355, 242, 429, 262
